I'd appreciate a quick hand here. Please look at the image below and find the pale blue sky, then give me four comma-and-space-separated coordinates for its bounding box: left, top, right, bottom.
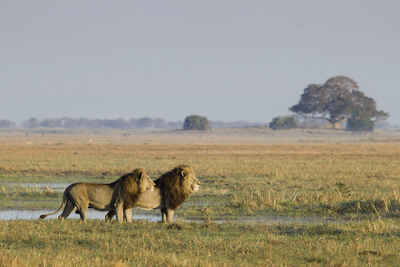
1, 1, 399, 124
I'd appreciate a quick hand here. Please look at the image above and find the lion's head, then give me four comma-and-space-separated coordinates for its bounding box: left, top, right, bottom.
130, 168, 155, 193
179, 165, 200, 193
156, 165, 200, 209
115, 168, 155, 210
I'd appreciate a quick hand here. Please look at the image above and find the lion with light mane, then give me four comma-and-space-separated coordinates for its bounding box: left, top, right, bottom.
39, 168, 154, 222
106, 165, 200, 223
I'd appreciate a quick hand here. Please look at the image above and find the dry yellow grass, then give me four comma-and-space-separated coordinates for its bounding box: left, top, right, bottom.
1, 129, 400, 266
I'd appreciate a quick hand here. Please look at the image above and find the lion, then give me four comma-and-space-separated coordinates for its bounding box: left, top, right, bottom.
39, 168, 155, 222
106, 165, 200, 223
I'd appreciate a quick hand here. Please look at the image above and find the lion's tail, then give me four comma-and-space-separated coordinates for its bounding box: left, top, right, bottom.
39, 193, 67, 219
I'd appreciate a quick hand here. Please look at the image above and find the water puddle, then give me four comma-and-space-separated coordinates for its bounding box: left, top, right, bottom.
0, 209, 160, 222
0, 209, 340, 225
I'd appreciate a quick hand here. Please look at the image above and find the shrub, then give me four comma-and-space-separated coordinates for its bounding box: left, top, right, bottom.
183, 115, 210, 130
269, 116, 298, 130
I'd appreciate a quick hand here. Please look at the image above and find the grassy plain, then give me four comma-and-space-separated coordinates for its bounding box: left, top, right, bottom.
1, 219, 400, 266
1, 129, 400, 266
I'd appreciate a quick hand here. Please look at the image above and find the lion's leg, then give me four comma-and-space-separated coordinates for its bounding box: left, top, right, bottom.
79, 206, 88, 222
166, 209, 175, 223
75, 199, 89, 222
161, 208, 167, 223
58, 200, 75, 220
116, 201, 124, 224
105, 210, 115, 222
124, 208, 133, 223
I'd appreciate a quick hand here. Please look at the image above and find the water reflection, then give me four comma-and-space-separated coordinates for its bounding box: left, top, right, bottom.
0, 209, 161, 222
0, 210, 340, 225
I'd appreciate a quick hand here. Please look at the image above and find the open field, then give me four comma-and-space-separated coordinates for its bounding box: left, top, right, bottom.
1, 129, 400, 266
1, 219, 400, 266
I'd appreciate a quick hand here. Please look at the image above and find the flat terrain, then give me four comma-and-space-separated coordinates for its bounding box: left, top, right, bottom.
1, 128, 400, 266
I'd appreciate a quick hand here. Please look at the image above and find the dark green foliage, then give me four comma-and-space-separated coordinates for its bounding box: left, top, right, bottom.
183, 115, 210, 130
346, 111, 375, 132
269, 116, 298, 130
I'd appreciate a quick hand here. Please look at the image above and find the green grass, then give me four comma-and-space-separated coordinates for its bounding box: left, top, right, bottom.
1, 219, 400, 266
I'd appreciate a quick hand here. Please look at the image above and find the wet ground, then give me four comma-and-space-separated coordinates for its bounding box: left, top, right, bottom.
0, 182, 341, 225
0, 209, 341, 226
0, 209, 161, 221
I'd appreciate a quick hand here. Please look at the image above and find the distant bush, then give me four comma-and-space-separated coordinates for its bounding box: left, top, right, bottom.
269, 116, 298, 130
183, 115, 210, 130
346, 113, 374, 132
0, 119, 16, 129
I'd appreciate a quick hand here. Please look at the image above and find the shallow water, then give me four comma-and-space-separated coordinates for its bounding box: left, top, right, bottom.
0, 209, 161, 222
0, 209, 339, 225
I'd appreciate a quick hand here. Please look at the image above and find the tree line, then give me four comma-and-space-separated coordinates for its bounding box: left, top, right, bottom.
0, 116, 263, 130
0, 117, 181, 129
1, 76, 390, 131
21, 117, 180, 130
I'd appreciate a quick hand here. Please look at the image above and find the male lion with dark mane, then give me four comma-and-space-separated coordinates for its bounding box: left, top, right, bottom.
106, 165, 200, 223
39, 168, 154, 222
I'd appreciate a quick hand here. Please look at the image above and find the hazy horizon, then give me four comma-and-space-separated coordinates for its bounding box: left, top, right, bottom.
2, 1, 400, 124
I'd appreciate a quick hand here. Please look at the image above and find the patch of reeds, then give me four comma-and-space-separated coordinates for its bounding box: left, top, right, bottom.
333, 199, 400, 216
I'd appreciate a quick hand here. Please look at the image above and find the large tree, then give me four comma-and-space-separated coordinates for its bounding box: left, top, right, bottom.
290, 76, 388, 128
